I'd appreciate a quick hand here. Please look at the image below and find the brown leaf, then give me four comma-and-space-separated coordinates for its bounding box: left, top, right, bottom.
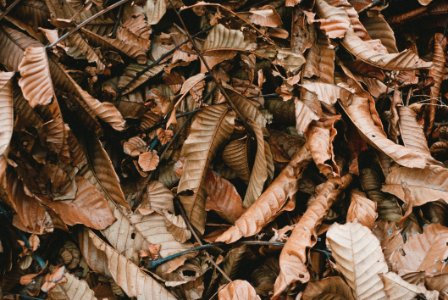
325, 222, 388, 300
137, 181, 175, 215
425, 273, 448, 299
87, 230, 176, 300
389, 224, 448, 275
43, 177, 115, 230
123, 136, 147, 157
248, 6, 282, 28
0, 72, 14, 156
205, 170, 245, 223
382, 164, 448, 207
222, 137, 251, 183
346, 191, 377, 229
361, 12, 398, 53
218, 280, 261, 300
138, 150, 160, 172
18, 46, 54, 107
48, 272, 97, 300
178, 105, 235, 233
302, 277, 355, 300
340, 93, 427, 169
398, 106, 432, 157
381, 272, 439, 300
216, 147, 311, 243
305, 116, 341, 178
274, 175, 352, 295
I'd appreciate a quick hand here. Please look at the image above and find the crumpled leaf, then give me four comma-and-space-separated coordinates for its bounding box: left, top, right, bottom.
87, 230, 176, 300
346, 191, 377, 229
18, 46, 54, 107
218, 280, 261, 300
48, 272, 97, 300
178, 105, 235, 233
248, 6, 282, 28
274, 175, 352, 295
381, 272, 439, 300
216, 147, 311, 243
326, 222, 388, 300
389, 224, 448, 275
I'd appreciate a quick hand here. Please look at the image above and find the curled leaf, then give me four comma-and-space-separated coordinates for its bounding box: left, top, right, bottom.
218, 280, 261, 300
381, 272, 439, 300
346, 191, 377, 229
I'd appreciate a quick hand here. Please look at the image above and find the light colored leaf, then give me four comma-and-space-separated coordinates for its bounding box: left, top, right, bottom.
145, 0, 167, 25
87, 230, 176, 300
123, 136, 147, 157
0, 72, 14, 156
78, 229, 111, 277
137, 181, 175, 215
203, 24, 253, 52
65, 33, 105, 71
303, 35, 335, 83
178, 105, 235, 233
48, 272, 97, 300
389, 224, 448, 275
326, 222, 388, 300
274, 175, 352, 295
216, 147, 311, 243
346, 191, 377, 229
302, 276, 355, 300
138, 150, 160, 172
117, 13, 151, 51
218, 280, 261, 300
340, 93, 427, 169
205, 170, 244, 223
381, 272, 439, 300
248, 6, 282, 28
382, 164, 448, 207
305, 116, 341, 178
301, 81, 353, 105
295, 98, 319, 134
18, 46, 54, 107
398, 105, 432, 157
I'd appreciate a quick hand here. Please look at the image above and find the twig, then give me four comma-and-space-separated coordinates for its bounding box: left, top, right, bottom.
110, 3, 124, 38
174, 198, 232, 283
0, 0, 22, 22
46, 0, 131, 48
168, 0, 252, 132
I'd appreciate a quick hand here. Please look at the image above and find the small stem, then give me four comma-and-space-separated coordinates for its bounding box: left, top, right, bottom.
0, 0, 22, 21
46, 0, 131, 48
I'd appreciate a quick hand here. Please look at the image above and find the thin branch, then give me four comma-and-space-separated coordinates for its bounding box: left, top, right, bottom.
46, 0, 131, 48
0, 0, 22, 22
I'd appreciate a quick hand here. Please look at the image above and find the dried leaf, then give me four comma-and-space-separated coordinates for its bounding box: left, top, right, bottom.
326, 222, 388, 300
222, 137, 251, 183
216, 147, 311, 243
218, 280, 261, 300
274, 175, 352, 294
302, 277, 355, 300
145, 0, 167, 25
205, 170, 244, 223
178, 105, 235, 233
137, 181, 175, 215
48, 272, 97, 300
87, 230, 176, 300
138, 150, 160, 172
248, 6, 282, 28
398, 105, 432, 156
18, 46, 54, 107
389, 224, 448, 275
346, 191, 377, 229
0, 72, 14, 156
381, 272, 439, 300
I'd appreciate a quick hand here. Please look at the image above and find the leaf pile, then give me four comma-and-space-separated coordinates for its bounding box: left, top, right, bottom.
0, 0, 447, 299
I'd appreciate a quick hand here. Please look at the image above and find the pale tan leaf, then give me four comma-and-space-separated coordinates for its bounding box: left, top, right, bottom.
137, 181, 175, 215
48, 272, 97, 300
248, 5, 282, 28
346, 191, 377, 229
389, 224, 448, 275
274, 175, 352, 295
117, 14, 151, 51
203, 24, 253, 52
78, 229, 110, 277
123, 136, 147, 157
218, 280, 261, 300
205, 171, 244, 223
145, 0, 167, 25
178, 105, 235, 233
80, 28, 147, 64
162, 210, 192, 244
381, 272, 439, 300
222, 137, 251, 183
216, 147, 311, 243
43, 177, 115, 230
303, 35, 335, 83
305, 116, 341, 178
0, 72, 14, 156
340, 93, 427, 169
87, 230, 176, 300
382, 164, 448, 207
138, 150, 160, 172
65, 33, 105, 71
301, 81, 353, 105
295, 98, 319, 134
302, 277, 355, 300
326, 222, 388, 300
18, 46, 54, 107
180, 73, 205, 97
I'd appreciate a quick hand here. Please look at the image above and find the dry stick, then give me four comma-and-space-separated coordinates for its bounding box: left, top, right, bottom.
168, 0, 252, 132
0, 0, 22, 22
174, 198, 233, 283
46, 0, 131, 48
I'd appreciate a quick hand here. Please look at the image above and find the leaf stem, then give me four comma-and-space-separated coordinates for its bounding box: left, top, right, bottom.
0, 0, 22, 22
